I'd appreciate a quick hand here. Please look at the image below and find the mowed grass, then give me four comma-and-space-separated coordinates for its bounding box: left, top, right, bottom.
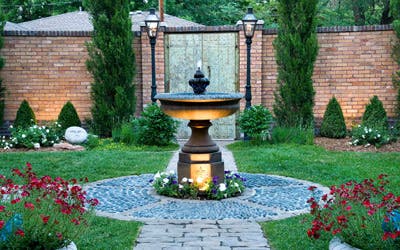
228, 142, 400, 250
0, 146, 176, 249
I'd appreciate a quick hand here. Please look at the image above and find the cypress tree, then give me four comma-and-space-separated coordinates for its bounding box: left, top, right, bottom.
320, 97, 347, 138
391, 0, 400, 132
14, 100, 36, 129
0, 17, 5, 126
57, 101, 81, 131
273, 0, 319, 128
84, 0, 136, 137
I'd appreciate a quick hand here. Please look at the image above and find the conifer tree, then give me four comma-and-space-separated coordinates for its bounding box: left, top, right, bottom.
362, 95, 388, 129
320, 97, 347, 138
273, 0, 319, 128
57, 101, 81, 131
0, 17, 5, 126
391, 0, 400, 132
14, 100, 36, 128
84, 0, 136, 137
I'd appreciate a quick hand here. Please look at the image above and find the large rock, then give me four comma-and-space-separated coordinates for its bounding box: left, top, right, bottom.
65, 126, 88, 144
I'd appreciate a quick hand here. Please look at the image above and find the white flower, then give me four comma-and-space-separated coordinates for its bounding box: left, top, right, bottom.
33, 143, 40, 149
219, 183, 227, 192
9, 125, 13, 129
377, 134, 381, 138
234, 183, 239, 187
169, 170, 175, 175
368, 128, 372, 133
362, 135, 365, 139
21, 134, 26, 138
163, 178, 169, 184
182, 177, 188, 183
188, 179, 193, 183
154, 172, 161, 179
178, 184, 183, 189
46, 129, 50, 133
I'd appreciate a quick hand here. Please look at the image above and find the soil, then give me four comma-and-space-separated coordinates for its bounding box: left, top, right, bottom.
314, 137, 400, 153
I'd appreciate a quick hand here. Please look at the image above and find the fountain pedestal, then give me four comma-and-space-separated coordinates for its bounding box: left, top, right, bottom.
155, 68, 243, 189
178, 120, 224, 186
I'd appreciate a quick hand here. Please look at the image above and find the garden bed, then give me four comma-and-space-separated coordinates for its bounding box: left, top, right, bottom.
314, 137, 400, 153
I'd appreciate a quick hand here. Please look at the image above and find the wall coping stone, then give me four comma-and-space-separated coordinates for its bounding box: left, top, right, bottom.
263, 24, 393, 34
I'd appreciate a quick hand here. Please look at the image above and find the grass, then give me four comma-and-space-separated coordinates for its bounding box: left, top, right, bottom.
0, 144, 176, 249
228, 142, 400, 250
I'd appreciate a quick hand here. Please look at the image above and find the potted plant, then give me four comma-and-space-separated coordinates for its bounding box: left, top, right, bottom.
0, 163, 98, 249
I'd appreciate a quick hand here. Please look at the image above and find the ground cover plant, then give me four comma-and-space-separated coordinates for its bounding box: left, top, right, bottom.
228, 142, 400, 249
0, 143, 174, 249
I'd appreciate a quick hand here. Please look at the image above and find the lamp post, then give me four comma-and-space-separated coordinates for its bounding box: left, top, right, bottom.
145, 8, 160, 103
242, 7, 257, 110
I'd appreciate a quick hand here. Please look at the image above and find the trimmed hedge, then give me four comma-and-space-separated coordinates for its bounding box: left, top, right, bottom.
320, 97, 347, 138
13, 100, 36, 128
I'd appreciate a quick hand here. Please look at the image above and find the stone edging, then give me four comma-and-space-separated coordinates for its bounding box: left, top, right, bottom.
329, 237, 361, 250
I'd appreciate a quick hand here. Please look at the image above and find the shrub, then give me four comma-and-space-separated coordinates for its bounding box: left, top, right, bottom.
362, 95, 389, 130
351, 125, 391, 148
238, 105, 273, 142
0, 163, 99, 249
307, 175, 400, 249
13, 100, 36, 129
57, 101, 81, 132
271, 126, 314, 145
3, 123, 62, 149
320, 97, 347, 138
0, 20, 5, 126
84, 134, 100, 150
135, 104, 178, 146
273, 0, 319, 128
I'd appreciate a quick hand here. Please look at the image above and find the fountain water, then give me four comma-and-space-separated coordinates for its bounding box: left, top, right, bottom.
155, 68, 243, 189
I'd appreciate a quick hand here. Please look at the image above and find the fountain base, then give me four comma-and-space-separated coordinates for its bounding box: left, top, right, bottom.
178, 120, 225, 186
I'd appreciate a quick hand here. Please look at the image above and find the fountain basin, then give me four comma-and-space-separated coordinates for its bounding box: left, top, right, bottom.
155, 92, 243, 120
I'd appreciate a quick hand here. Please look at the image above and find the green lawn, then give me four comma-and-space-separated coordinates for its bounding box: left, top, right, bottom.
228, 142, 400, 250
0, 146, 176, 250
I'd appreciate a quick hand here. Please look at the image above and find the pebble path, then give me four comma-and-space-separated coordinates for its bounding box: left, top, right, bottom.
85, 141, 327, 249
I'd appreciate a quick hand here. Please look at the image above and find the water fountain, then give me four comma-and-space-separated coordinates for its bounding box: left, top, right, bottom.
155, 68, 243, 190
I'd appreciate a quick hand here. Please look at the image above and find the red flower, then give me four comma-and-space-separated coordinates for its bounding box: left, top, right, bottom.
332, 228, 341, 235
40, 214, 50, 224
0, 220, 4, 230
0, 205, 5, 212
21, 190, 30, 197
11, 198, 21, 204
321, 194, 328, 201
24, 202, 35, 210
71, 218, 80, 225
89, 198, 99, 207
346, 205, 352, 211
15, 229, 25, 237
308, 186, 317, 191
337, 215, 347, 225
56, 232, 63, 240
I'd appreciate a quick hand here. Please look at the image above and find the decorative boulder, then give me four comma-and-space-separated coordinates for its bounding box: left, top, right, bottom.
64, 126, 88, 144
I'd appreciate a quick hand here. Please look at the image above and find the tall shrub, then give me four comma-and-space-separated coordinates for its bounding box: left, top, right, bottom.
84, 0, 136, 137
391, 0, 400, 133
13, 100, 36, 129
362, 95, 389, 129
57, 101, 81, 131
320, 97, 347, 138
273, 0, 319, 128
0, 17, 5, 126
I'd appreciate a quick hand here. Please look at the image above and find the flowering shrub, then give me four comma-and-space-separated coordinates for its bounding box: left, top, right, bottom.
1, 122, 62, 149
350, 125, 391, 148
0, 163, 99, 249
307, 175, 400, 249
151, 170, 245, 200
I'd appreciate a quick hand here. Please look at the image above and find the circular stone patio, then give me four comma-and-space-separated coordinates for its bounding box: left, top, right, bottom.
85, 173, 327, 222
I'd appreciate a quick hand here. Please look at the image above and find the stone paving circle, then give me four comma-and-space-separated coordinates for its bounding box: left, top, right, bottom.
85, 173, 328, 222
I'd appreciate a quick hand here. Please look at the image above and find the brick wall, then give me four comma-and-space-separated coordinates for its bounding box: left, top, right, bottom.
0, 25, 398, 128
262, 26, 399, 126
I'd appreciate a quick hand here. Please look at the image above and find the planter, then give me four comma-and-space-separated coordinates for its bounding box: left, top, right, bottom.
329, 237, 360, 250
58, 241, 77, 250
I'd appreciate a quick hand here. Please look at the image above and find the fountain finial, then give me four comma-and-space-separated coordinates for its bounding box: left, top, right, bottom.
189, 67, 209, 94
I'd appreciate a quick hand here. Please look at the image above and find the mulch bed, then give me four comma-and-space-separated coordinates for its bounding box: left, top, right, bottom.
314, 137, 400, 153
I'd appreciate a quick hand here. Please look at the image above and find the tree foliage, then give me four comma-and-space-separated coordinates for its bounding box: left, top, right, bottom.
84, 0, 136, 137
57, 101, 81, 131
0, 16, 5, 126
362, 95, 389, 129
320, 97, 347, 138
273, 0, 319, 128
0, 0, 82, 22
392, 0, 400, 132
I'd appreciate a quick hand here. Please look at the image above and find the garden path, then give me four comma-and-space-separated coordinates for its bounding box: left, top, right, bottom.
134, 140, 270, 249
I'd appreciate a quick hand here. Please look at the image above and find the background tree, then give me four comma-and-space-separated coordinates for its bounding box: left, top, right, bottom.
0, 15, 5, 126
273, 0, 319, 128
391, 0, 400, 133
84, 0, 136, 137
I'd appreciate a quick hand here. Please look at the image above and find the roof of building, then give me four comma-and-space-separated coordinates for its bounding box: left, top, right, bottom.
4, 10, 204, 32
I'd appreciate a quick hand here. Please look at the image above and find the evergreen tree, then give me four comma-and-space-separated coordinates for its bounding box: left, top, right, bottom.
273, 0, 319, 128
0, 17, 5, 126
14, 100, 36, 128
320, 97, 347, 138
361, 95, 388, 129
84, 0, 136, 137
391, 0, 400, 132
57, 101, 81, 131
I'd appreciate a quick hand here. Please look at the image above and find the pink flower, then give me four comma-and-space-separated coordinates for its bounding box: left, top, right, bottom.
308, 186, 317, 191
11, 198, 21, 204
0, 205, 5, 212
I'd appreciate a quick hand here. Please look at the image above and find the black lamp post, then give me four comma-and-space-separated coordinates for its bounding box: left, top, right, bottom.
242, 7, 257, 110
145, 8, 160, 103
